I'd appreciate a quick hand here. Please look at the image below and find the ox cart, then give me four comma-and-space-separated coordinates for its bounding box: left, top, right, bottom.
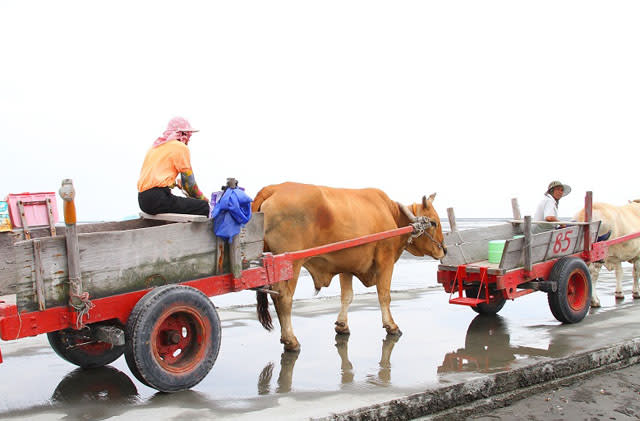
437, 191, 640, 323
0, 180, 430, 392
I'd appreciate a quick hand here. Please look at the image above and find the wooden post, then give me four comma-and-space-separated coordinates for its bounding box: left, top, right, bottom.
59, 179, 83, 310
45, 198, 56, 236
447, 207, 458, 232
229, 234, 242, 280
511, 198, 521, 221
584, 191, 593, 253
32, 240, 47, 311
17, 201, 31, 240
524, 215, 532, 272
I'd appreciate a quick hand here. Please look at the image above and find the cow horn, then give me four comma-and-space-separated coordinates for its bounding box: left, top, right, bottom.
398, 202, 417, 222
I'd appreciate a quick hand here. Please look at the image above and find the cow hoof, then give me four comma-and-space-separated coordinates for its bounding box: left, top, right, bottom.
335, 321, 350, 335
615, 292, 624, 300
280, 338, 301, 353
384, 325, 403, 337
591, 300, 601, 308
633, 292, 640, 299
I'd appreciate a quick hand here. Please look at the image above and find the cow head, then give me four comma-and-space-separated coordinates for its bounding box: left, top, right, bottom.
402, 193, 446, 260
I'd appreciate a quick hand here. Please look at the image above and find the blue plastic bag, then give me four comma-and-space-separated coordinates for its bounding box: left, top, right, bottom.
211, 188, 252, 243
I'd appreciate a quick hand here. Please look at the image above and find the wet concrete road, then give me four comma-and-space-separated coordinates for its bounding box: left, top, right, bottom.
0, 267, 639, 420
467, 362, 640, 421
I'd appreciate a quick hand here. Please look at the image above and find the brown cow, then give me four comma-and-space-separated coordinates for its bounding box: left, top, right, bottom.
252, 182, 446, 352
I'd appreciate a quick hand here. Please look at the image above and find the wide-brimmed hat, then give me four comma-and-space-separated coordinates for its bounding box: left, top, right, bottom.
547, 181, 571, 197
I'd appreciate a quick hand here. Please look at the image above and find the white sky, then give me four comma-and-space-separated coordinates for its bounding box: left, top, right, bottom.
1, 1, 639, 222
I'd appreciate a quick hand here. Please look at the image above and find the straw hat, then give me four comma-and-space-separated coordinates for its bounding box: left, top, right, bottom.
547, 181, 571, 197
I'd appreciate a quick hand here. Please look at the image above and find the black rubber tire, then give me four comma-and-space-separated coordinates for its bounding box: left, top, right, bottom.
47, 324, 125, 369
124, 285, 221, 392
547, 257, 592, 323
124, 286, 171, 387
465, 286, 507, 315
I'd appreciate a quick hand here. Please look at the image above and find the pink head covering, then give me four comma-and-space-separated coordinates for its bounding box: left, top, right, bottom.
153, 117, 199, 148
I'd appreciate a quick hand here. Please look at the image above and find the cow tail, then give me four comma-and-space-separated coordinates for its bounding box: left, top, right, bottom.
254, 185, 275, 331
257, 291, 273, 331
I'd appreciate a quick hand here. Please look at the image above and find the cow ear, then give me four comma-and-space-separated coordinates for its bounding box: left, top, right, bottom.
423, 193, 436, 209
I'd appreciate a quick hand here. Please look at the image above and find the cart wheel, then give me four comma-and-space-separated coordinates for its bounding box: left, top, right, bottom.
124, 285, 221, 392
47, 324, 125, 368
465, 287, 506, 315
547, 257, 592, 323
124, 286, 172, 387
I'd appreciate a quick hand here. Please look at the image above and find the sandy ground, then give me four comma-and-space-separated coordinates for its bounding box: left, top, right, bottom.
467, 362, 640, 421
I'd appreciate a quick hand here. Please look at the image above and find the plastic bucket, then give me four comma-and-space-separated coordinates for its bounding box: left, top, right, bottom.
488, 240, 506, 263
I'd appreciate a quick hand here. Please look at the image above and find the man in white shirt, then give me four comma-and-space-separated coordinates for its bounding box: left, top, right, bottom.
533, 181, 571, 233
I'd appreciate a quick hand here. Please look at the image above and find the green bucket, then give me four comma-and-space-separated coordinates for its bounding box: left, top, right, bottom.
488, 240, 506, 264
488, 235, 524, 264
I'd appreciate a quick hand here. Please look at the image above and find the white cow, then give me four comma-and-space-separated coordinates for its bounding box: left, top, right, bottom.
575, 201, 640, 307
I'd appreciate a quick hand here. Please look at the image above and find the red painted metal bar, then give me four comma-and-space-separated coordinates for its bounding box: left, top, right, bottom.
282, 226, 413, 261
601, 231, 640, 247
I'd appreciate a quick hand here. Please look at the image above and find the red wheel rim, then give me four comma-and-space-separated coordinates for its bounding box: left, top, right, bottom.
151, 305, 211, 373
567, 269, 588, 311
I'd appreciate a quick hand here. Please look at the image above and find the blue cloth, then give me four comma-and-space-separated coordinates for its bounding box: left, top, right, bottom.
211, 188, 252, 243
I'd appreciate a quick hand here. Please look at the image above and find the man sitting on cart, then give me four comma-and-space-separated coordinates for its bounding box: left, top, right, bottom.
137, 117, 210, 216
533, 180, 571, 233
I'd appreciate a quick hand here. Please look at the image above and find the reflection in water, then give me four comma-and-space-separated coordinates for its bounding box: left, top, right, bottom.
257, 351, 300, 394
438, 315, 556, 374
51, 366, 139, 420
366, 334, 401, 386
336, 333, 401, 386
256, 333, 402, 394
334, 334, 354, 384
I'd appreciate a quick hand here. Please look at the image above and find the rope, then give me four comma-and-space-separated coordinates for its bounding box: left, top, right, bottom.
408, 217, 446, 252
69, 290, 94, 329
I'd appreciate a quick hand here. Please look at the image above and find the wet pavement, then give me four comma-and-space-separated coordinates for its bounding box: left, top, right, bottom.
0, 264, 639, 420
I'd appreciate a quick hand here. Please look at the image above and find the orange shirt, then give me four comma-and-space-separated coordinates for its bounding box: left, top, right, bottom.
137, 140, 193, 192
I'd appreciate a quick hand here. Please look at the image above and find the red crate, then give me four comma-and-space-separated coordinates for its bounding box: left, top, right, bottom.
5, 192, 58, 228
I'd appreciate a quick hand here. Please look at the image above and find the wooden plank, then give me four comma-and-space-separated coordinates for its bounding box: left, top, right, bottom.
15, 214, 264, 312
447, 208, 457, 232
65, 222, 84, 309
441, 223, 520, 266
32, 240, 47, 311
0, 220, 169, 296
229, 235, 242, 279
523, 216, 532, 272
511, 198, 521, 221
584, 191, 593, 253
499, 221, 600, 270
509, 220, 590, 226
139, 212, 209, 223
0, 233, 18, 295
17, 201, 31, 240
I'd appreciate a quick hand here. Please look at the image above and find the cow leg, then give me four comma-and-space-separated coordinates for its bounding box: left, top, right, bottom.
589, 262, 603, 307
632, 259, 640, 299
335, 273, 353, 334
614, 262, 624, 299
375, 266, 402, 336
271, 264, 302, 352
